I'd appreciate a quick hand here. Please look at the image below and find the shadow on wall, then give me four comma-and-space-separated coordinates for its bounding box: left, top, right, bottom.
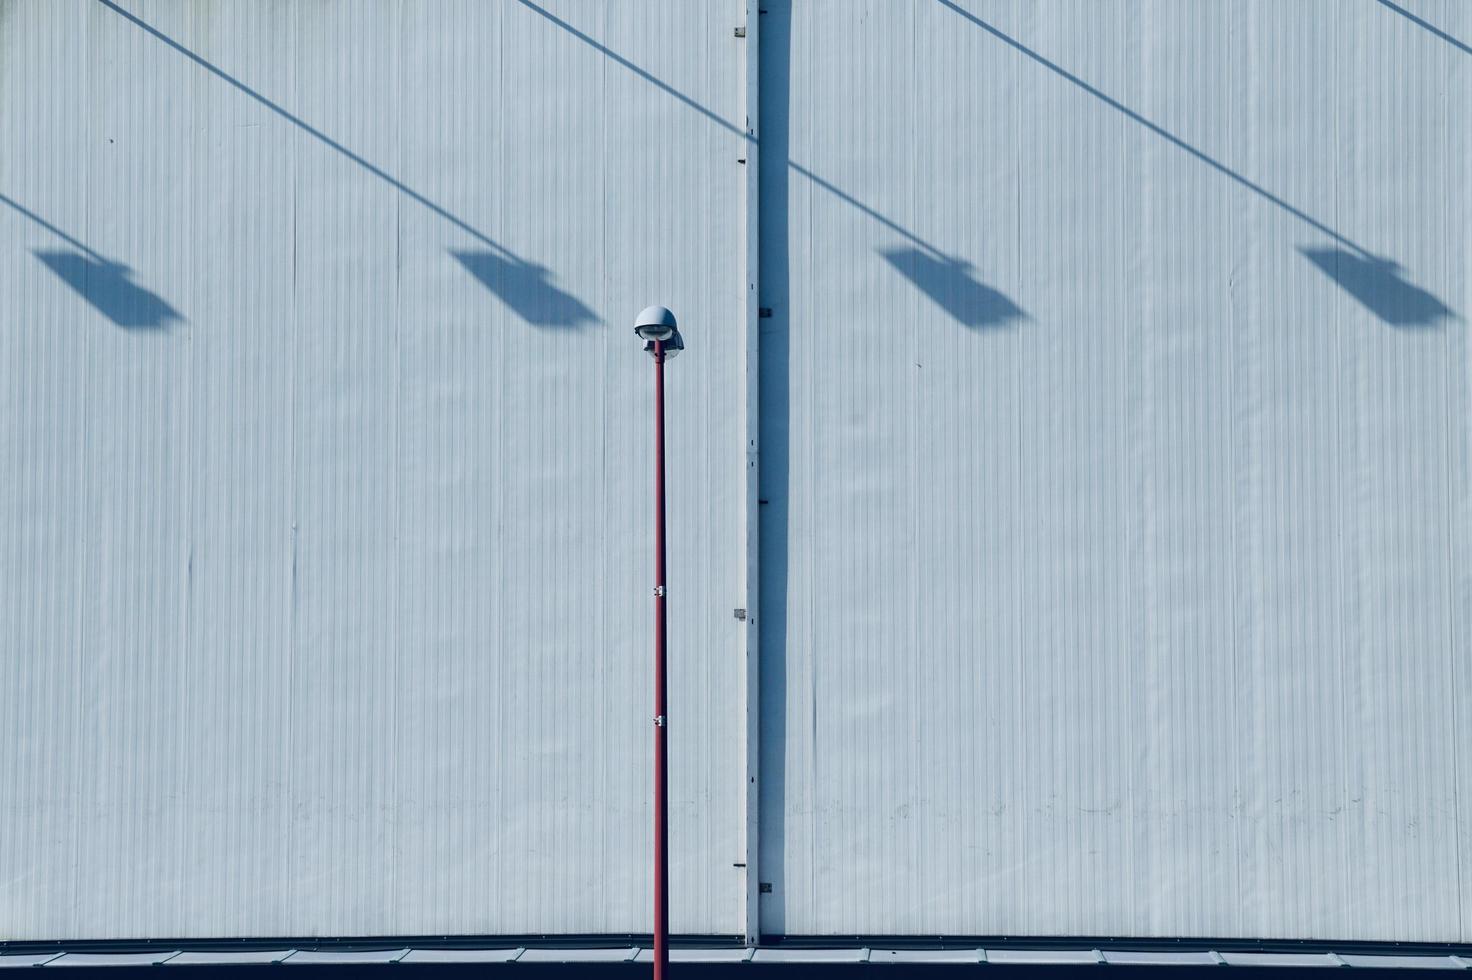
3, 192, 184, 330
99, 1, 599, 329
513, 0, 1006, 332
34, 251, 183, 330
1375, 0, 1472, 56
451, 250, 599, 328
1298, 247, 1455, 328
933, 0, 1458, 333
880, 248, 1025, 328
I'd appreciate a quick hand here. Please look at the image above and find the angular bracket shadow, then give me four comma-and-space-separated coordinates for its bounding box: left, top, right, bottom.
2, 192, 182, 329
880, 247, 1025, 328
33, 250, 183, 329
1298, 247, 1455, 327
451, 249, 599, 328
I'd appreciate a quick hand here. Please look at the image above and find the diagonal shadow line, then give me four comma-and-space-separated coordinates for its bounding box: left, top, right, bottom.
106, 0, 941, 262
96, 0, 517, 260
0, 191, 107, 262
934, 0, 1376, 259
514, 1, 738, 143
513, 0, 950, 259
519, 0, 1378, 264
1375, 0, 1472, 56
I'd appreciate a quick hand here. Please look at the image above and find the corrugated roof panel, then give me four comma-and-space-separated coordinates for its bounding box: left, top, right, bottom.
44, 952, 181, 968
279, 949, 410, 965
869, 948, 985, 964
515, 947, 638, 963
0, 953, 65, 969
395, 948, 523, 964
748, 948, 867, 964
1217, 951, 1343, 969
1335, 954, 1470, 971
1103, 950, 1225, 967
985, 949, 1104, 966
163, 950, 295, 966
630, 947, 754, 963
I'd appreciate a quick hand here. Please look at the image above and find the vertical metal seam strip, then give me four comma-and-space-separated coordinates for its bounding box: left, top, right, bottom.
1439, 0, 1467, 937
741, 0, 762, 948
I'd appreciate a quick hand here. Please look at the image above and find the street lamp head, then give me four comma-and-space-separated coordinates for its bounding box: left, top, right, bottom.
634, 305, 677, 341
634, 305, 684, 359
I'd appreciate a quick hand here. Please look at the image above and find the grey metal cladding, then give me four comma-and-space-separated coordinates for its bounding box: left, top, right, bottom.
758, 0, 1471, 943
2, 0, 1471, 946
0, 0, 749, 939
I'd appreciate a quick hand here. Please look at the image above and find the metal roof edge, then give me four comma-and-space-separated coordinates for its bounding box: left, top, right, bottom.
4, 940, 1472, 970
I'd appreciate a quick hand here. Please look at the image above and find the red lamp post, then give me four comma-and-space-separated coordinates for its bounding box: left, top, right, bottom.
635, 305, 683, 980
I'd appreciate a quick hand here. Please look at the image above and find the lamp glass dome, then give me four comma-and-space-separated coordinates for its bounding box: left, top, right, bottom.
644, 329, 684, 359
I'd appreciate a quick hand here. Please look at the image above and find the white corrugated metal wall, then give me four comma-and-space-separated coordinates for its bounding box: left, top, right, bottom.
1, 0, 1469, 946
0, 0, 753, 939
759, 0, 1470, 943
